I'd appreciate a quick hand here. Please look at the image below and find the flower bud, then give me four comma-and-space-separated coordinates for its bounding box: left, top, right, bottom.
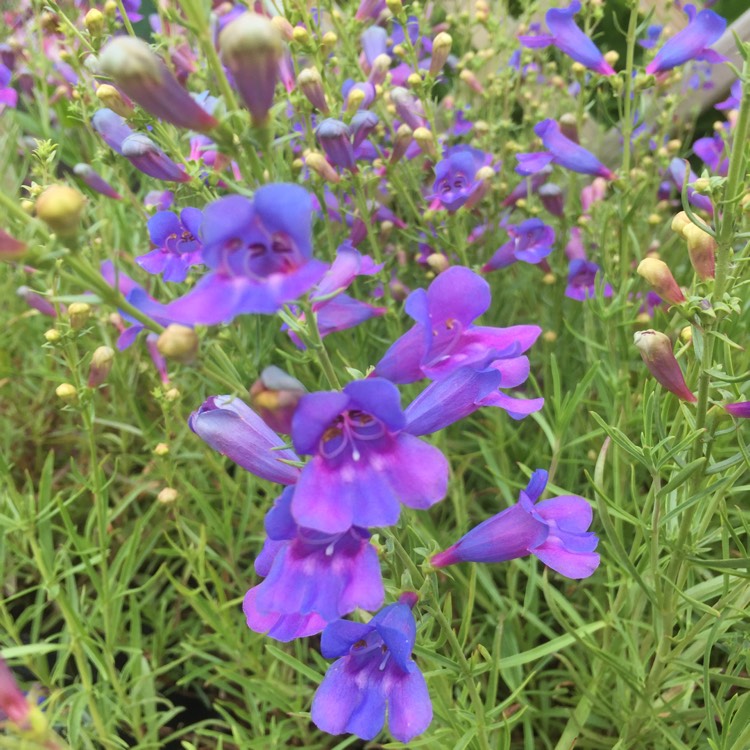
100, 37, 218, 131
637, 258, 685, 306
95, 83, 134, 118
121, 134, 191, 182
0, 227, 27, 261
154, 442, 170, 456
156, 324, 198, 363
305, 151, 341, 183
386, 0, 403, 13
249, 365, 306, 434
56, 383, 78, 402
84, 8, 104, 36
368, 53, 391, 86
35, 185, 86, 237
539, 183, 564, 217
670, 211, 690, 236
73, 163, 122, 200
315, 119, 355, 170
297, 67, 329, 113
413, 126, 435, 156
426, 253, 450, 274
44, 328, 61, 343
219, 12, 283, 125
390, 87, 425, 129
88, 345, 115, 387
0, 658, 30, 727
682, 224, 716, 280
459, 69, 483, 93
321, 31, 337, 55
67, 301, 92, 330
17, 287, 57, 317
350, 110, 379, 149
559, 113, 578, 143
389, 123, 413, 164
634, 330, 696, 402
157, 487, 178, 504
429, 32, 452, 76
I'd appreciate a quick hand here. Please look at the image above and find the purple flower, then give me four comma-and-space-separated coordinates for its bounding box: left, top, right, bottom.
243, 487, 384, 641
693, 131, 728, 176
431, 146, 492, 212
73, 164, 122, 200
667, 158, 714, 215
483, 219, 555, 271
316, 119, 356, 171
565, 258, 612, 301
189, 395, 301, 485
138, 208, 204, 283
0, 63, 17, 110
715, 79, 741, 111
724, 402, 750, 418
518, 1, 616, 76
645, 5, 726, 75
517, 120, 615, 180
164, 184, 327, 324
374, 266, 541, 384
311, 594, 432, 742
638, 24, 663, 50
432, 469, 600, 579
121, 133, 191, 182
290, 379, 448, 533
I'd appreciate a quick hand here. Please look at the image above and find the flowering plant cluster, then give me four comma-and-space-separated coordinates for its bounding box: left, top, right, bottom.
1, 0, 748, 748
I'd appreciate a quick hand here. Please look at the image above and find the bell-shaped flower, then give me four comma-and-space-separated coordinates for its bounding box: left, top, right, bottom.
518, 1, 616, 76
137, 208, 204, 283
189, 395, 301, 485
312, 594, 432, 743
517, 120, 615, 180
430, 145, 492, 212
164, 184, 327, 325
121, 133, 191, 182
374, 266, 541, 384
316, 119, 356, 171
290, 379, 448, 534
645, 5, 727, 75
483, 218, 555, 271
432, 469, 600, 579
243, 487, 384, 641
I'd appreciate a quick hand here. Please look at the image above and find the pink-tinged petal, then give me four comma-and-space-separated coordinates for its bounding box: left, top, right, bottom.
476, 390, 544, 420
0, 227, 26, 259
0, 658, 29, 726
188, 395, 300, 485
243, 587, 326, 641
532, 540, 600, 579
387, 670, 433, 742
490, 356, 530, 388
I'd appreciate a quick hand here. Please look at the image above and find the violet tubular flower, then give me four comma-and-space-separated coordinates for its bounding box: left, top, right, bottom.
517, 120, 615, 180
374, 266, 541, 384
431, 145, 492, 212
165, 184, 327, 324
518, 1, 616, 76
432, 470, 600, 579
243, 487, 384, 641
483, 219, 555, 271
138, 208, 204, 283
290, 379, 448, 534
312, 594, 432, 743
645, 5, 727, 75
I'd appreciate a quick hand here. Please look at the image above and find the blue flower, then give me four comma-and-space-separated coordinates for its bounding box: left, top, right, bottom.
483, 218, 555, 271
137, 208, 204, 283
430, 145, 492, 212
311, 594, 432, 742
645, 5, 726, 75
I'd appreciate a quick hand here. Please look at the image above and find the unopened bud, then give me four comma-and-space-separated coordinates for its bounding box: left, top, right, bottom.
634, 330, 696, 402
292, 26, 309, 45
84, 8, 104, 36
219, 12, 283, 125
297, 67, 329, 113
682, 224, 716, 280
543, 330, 557, 343
413, 126, 435, 156
157, 487, 178, 504
426, 253, 450, 274
368, 53, 391, 86
321, 31, 337, 54
386, 0, 403, 14
430, 32, 452, 76
36, 185, 86, 237
164, 387, 180, 401
0, 228, 27, 261
559, 113, 578, 143
67, 302, 92, 330
249, 365, 306, 434
305, 151, 341, 183
56, 383, 77, 402
96, 83, 134, 118
154, 442, 170, 456
604, 50, 619, 66
670, 211, 690, 236
88, 345, 114, 387
459, 69, 483, 93
637, 258, 685, 306
680, 326, 693, 343
390, 123, 413, 164
157, 324, 198, 363
44, 328, 61, 343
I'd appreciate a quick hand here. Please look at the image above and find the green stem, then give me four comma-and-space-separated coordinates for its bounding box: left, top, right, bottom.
298, 300, 341, 389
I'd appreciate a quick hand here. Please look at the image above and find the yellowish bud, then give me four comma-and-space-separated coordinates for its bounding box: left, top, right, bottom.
637, 258, 685, 306
543, 330, 557, 343
36, 185, 86, 237
157, 487, 178, 505
67, 302, 92, 330
96, 83, 134, 117
305, 151, 341, 183
426, 253, 450, 273
542, 273, 556, 285
88, 345, 115, 387
671, 211, 690, 236
84, 8, 104, 36
164, 387, 181, 401
157, 324, 199, 363
292, 26, 309, 44
154, 442, 170, 456
56, 383, 77, 402
44, 328, 61, 343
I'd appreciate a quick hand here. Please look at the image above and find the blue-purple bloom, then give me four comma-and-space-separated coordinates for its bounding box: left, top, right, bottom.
483, 219, 555, 271
138, 208, 204, 283
73, 164, 122, 200
164, 184, 327, 324
667, 158, 714, 215
432, 470, 600, 579
290, 379, 448, 533
312, 594, 432, 742
430, 145, 492, 211
316, 119, 356, 171
645, 5, 726, 75
374, 266, 541, 384
566, 259, 612, 301
518, 1, 616, 76
0, 63, 18, 111
517, 120, 615, 180
243, 487, 384, 641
